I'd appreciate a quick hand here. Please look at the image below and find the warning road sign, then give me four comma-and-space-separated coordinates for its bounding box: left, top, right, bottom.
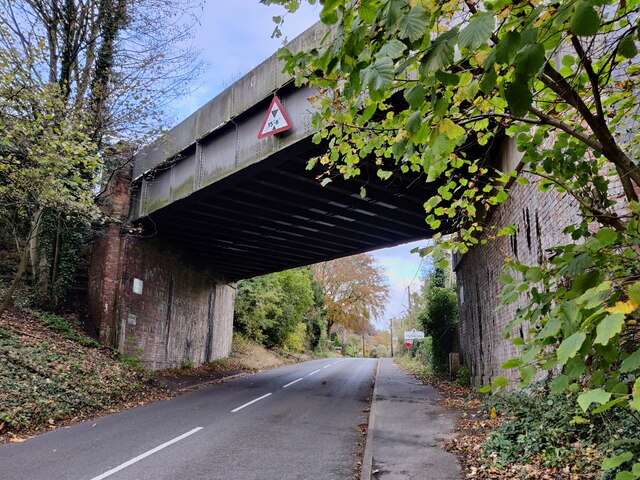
258, 96, 292, 138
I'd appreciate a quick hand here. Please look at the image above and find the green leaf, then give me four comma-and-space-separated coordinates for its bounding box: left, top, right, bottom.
421, 28, 458, 73
494, 31, 521, 64
538, 317, 561, 339
550, 375, 569, 394
479, 66, 497, 93
361, 103, 377, 122
499, 273, 513, 284
592, 396, 628, 414
570, 2, 600, 37
458, 12, 495, 50
519, 365, 537, 384
404, 84, 426, 110
620, 349, 640, 373
492, 376, 509, 387
358, 0, 379, 23
479, 385, 492, 393
615, 472, 636, 480
628, 281, 640, 304
631, 379, 640, 411
524, 267, 543, 282
398, 6, 429, 42
514, 43, 545, 80
406, 110, 423, 133
618, 35, 638, 59
505, 82, 533, 117
366, 56, 394, 93
378, 39, 407, 59
577, 388, 611, 412
561, 301, 580, 324
594, 313, 625, 345
321, 177, 332, 187
557, 332, 586, 365
438, 118, 465, 140
596, 228, 617, 246
602, 452, 634, 471
501, 358, 521, 369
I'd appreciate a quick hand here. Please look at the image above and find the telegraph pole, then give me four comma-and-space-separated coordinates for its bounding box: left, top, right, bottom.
389, 319, 394, 357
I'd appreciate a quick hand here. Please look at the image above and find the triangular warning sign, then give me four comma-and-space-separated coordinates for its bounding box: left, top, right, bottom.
258, 96, 292, 139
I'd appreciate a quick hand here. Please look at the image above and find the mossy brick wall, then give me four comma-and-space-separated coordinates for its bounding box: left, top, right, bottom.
455, 174, 581, 387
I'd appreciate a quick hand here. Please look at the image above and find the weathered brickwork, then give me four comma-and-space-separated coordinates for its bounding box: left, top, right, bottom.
87, 164, 235, 370
88, 234, 236, 369
455, 175, 581, 387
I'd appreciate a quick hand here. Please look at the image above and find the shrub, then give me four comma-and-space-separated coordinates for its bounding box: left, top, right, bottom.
483, 384, 640, 477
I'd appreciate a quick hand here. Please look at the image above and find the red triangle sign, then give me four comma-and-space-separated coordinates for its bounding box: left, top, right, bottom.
258, 96, 292, 139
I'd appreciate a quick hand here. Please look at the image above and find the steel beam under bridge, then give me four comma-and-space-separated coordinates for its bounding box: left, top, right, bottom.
130, 23, 444, 281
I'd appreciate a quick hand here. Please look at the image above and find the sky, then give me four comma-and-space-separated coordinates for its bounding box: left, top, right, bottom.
169, 0, 433, 328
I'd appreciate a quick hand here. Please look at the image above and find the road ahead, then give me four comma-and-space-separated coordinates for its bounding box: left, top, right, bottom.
1, 358, 377, 480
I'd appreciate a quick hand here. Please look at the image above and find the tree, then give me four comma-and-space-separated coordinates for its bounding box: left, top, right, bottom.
0, 47, 101, 317
0, 0, 203, 144
234, 268, 314, 348
0, 0, 204, 308
267, 0, 640, 474
418, 268, 458, 376
312, 253, 389, 337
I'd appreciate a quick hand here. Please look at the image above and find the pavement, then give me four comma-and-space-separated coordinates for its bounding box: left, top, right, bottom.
362, 358, 461, 480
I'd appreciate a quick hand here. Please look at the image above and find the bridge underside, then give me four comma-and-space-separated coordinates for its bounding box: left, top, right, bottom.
137, 138, 441, 281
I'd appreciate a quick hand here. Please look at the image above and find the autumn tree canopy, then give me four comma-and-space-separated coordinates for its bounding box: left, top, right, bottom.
312, 253, 389, 336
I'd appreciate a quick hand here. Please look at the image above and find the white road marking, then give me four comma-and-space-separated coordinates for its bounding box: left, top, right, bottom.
231, 393, 272, 412
89, 427, 203, 480
282, 378, 303, 388
322, 364, 331, 369
306, 369, 321, 377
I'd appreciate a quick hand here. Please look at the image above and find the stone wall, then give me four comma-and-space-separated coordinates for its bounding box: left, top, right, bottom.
88, 233, 236, 370
455, 173, 581, 387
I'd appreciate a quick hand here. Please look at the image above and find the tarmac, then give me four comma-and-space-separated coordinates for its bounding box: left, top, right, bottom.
361, 358, 462, 480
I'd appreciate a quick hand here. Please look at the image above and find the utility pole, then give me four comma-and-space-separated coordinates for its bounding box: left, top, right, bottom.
389, 319, 394, 357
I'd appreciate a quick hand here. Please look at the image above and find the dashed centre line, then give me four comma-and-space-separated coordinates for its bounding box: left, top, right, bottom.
282, 378, 303, 388
306, 369, 321, 377
89, 427, 203, 480
323, 364, 331, 369
231, 393, 272, 413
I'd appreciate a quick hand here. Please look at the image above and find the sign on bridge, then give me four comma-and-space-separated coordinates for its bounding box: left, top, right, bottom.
404, 329, 425, 342
258, 96, 292, 138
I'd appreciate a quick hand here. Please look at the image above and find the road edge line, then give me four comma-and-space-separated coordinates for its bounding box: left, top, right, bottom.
360, 358, 381, 480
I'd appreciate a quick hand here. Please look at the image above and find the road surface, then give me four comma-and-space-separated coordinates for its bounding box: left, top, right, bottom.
1, 358, 377, 480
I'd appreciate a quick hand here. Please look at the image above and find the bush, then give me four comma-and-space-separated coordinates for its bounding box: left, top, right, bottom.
483, 384, 640, 477
282, 322, 306, 353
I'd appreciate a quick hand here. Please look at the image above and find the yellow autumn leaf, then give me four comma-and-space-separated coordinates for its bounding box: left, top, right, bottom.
606, 299, 639, 315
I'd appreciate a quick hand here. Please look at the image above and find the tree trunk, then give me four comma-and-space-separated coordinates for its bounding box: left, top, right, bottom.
326, 320, 334, 340
0, 244, 30, 318
28, 209, 44, 280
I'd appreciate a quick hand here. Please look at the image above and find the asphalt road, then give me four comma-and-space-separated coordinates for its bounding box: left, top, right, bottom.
0, 358, 377, 480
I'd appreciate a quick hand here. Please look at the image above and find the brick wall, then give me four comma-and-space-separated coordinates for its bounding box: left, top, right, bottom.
455, 174, 581, 387
88, 234, 236, 369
